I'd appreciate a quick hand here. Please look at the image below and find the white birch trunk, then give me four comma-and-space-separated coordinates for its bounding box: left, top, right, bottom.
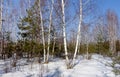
86, 41, 89, 59
52, 32, 56, 58
113, 21, 117, 54
85, 33, 89, 59
0, 0, 3, 32
109, 23, 116, 55
39, 0, 46, 62
61, 0, 69, 65
46, 0, 54, 62
0, 0, 3, 56
72, 0, 82, 66
107, 11, 118, 55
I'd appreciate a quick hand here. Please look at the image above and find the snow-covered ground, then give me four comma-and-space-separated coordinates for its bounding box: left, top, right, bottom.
0, 54, 120, 77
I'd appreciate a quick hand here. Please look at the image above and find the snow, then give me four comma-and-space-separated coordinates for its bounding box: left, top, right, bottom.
0, 54, 120, 77
115, 64, 120, 69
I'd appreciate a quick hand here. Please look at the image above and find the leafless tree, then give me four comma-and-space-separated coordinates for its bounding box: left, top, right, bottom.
61, 0, 70, 67
71, 0, 82, 67
38, 0, 46, 63
46, 0, 54, 62
0, 0, 3, 32
0, 0, 3, 59
107, 10, 118, 55
71, 0, 97, 67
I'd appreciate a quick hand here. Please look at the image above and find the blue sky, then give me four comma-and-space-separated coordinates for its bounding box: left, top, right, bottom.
98, 0, 120, 18
3, 0, 120, 41
11, 0, 120, 18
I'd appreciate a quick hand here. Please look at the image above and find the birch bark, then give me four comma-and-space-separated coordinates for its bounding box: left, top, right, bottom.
0, 0, 3, 32
61, 0, 69, 65
0, 0, 3, 58
39, 0, 46, 62
72, 0, 82, 66
46, 0, 54, 62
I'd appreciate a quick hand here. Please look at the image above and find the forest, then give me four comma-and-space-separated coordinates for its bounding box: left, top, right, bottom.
0, 0, 120, 77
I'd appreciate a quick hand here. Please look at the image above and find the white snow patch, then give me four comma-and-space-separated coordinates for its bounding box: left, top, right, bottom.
0, 54, 119, 77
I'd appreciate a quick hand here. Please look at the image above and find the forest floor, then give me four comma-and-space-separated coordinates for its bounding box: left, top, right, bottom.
0, 54, 120, 77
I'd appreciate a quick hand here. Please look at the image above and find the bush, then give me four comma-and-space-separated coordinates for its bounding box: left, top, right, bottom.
112, 56, 120, 76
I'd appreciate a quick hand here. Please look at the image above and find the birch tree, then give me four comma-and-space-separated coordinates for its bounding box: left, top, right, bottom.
71, 0, 82, 67
61, 0, 70, 67
38, 0, 46, 63
0, 0, 3, 32
71, 0, 97, 67
82, 23, 90, 59
46, 0, 54, 62
107, 10, 118, 55
52, 30, 56, 58
0, 0, 3, 58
